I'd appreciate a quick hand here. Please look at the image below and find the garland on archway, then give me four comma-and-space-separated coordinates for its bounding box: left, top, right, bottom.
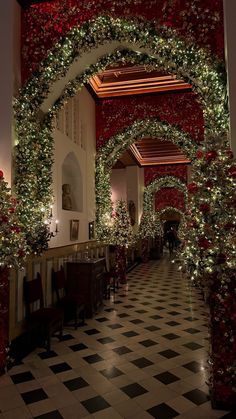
14, 15, 228, 254
158, 206, 185, 221
9, 13, 236, 406
143, 176, 188, 212
95, 119, 194, 240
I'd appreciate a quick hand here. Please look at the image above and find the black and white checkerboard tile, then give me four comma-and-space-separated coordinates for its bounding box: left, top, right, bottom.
0, 258, 234, 418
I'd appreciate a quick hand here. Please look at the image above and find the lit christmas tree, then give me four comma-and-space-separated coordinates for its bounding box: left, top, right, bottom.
138, 211, 162, 262
0, 170, 28, 373
0, 170, 28, 269
111, 200, 134, 284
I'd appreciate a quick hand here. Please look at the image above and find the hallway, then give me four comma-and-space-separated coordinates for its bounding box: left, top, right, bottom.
0, 257, 232, 419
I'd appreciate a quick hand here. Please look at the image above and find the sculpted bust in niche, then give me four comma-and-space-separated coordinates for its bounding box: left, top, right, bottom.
62, 183, 73, 210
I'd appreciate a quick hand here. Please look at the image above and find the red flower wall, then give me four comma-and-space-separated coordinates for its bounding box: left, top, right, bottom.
96, 92, 204, 150
144, 164, 188, 186
155, 188, 185, 212
21, 0, 224, 82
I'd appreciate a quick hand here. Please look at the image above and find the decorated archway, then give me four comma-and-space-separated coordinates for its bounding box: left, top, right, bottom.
143, 176, 188, 213
12, 15, 236, 407
14, 16, 228, 256
95, 118, 195, 240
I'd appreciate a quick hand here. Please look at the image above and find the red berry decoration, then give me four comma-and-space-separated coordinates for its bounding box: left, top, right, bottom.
0, 215, 9, 223
199, 203, 210, 213
8, 207, 15, 213
198, 237, 211, 249
0, 170, 3, 179
205, 180, 213, 189
226, 149, 234, 160
206, 150, 218, 163
18, 249, 25, 258
189, 220, 198, 228
188, 182, 198, 194
224, 222, 234, 230
216, 253, 227, 264
196, 150, 204, 159
228, 166, 236, 178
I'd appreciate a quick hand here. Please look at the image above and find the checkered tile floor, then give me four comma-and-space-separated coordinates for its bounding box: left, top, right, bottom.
0, 256, 234, 418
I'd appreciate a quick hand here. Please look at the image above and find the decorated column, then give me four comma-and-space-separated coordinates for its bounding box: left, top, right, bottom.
181, 140, 236, 408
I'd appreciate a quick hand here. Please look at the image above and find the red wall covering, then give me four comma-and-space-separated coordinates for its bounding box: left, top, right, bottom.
155, 188, 185, 212
144, 164, 188, 186
21, 0, 224, 82
96, 92, 204, 150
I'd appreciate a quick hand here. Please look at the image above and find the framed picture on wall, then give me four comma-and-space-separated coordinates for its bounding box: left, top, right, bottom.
70, 219, 79, 241
88, 221, 95, 240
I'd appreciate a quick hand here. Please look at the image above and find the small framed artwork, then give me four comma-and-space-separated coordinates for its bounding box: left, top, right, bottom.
70, 219, 79, 241
88, 221, 95, 240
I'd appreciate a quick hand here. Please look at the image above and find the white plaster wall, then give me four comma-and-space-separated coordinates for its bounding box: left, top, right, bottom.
111, 166, 144, 226
0, 0, 21, 185
126, 166, 144, 230
111, 169, 127, 205
224, 0, 236, 156
49, 86, 96, 247
138, 167, 144, 223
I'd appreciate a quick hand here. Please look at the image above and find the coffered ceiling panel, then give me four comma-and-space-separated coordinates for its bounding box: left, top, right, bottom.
89, 64, 192, 98
90, 64, 192, 167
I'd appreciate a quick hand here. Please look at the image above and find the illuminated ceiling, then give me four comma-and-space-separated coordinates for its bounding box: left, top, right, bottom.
17, 0, 192, 167
90, 65, 191, 167
89, 64, 191, 98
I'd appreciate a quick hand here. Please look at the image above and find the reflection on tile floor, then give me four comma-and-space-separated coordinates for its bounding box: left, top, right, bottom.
0, 256, 233, 418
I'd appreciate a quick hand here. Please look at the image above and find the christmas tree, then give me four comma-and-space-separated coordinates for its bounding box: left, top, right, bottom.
112, 200, 134, 247
111, 200, 134, 284
0, 169, 28, 373
138, 211, 162, 262
0, 170, 28, 269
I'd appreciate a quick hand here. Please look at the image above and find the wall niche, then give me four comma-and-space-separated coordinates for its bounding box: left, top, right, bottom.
62, 152, 83, 212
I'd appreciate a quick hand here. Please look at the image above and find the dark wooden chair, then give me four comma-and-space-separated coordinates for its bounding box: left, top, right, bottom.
24, 273, 63, 352
52, 266, 85, 329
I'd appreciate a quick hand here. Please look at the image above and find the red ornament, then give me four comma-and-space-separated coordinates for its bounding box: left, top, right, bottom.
0, 215, 8, 224
206, 150, 218, 162
226, 149, 234, 160
8, 207, 15, 214
10, 226, 21, 233
216, 253, 227, 264
205, 180, 213, 189
0, 170, 3, 179
188, 182, 198, 194
199, 203, 211, 213
188, 220, 198, 229
18, 249, 25, 258
228, 166, 236, 178
198, 237, 211, 249
224, 222, 234, 230
196, 150, 204, 159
